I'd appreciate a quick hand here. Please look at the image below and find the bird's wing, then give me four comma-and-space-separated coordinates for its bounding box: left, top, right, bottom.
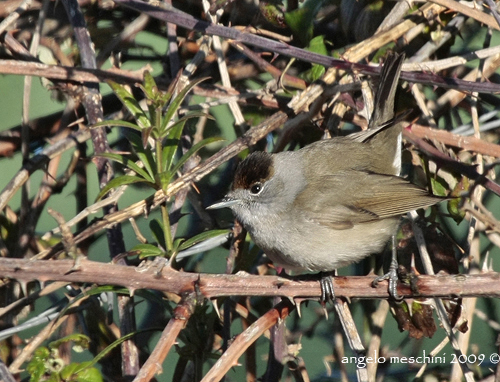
293, 171, 443, 229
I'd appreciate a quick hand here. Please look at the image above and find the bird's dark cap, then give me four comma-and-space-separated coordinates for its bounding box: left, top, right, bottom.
233, 152, 274, 190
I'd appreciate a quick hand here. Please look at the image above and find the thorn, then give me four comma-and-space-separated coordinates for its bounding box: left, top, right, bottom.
212, 299, 222, 320
410, 253, 417, 272
284, 295, 295, 306
129, 287, 136, 297
482, 251, 490, 272
295, 298, 302, 318
19, 280, 28, 297
406, 300, 413, 316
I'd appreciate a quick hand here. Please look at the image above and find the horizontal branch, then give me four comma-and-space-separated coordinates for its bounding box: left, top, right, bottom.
408, 123, 500, 158
1, 258, 499, 300
114, 0, 500, 94
0, 59, 145, 84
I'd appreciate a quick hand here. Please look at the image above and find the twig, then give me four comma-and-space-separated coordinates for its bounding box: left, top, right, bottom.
403, 129, 500, 196
0, 359, 16, 382
451, 30, 490, 382
229, 41, 307, 89
429, 0, 499, 29
61, 0, 137, 376
334, 299, 368, 382
112, 0, 500, 94
0, 128, 92, 212
366, 300, 390, 381
431, 53, 500, 115
200, 299, 294, 382
0, 0, 32, 35
201, 0, 246, 129
407, 123, 500, 158
408, 210, 475, 382
0, 59, 148, 84
484, 0, 500, 28
8, 291, 88, 373
402, 45, 500, 72
132, 296, 196, 382
96, 13, 150, 68
0, 281, 69, 318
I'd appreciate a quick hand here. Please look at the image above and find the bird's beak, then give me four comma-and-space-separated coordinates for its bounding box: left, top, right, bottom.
206, 196, 239, 210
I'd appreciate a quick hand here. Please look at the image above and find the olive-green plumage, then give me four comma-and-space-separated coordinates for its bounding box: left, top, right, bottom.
209, 53, 442, 273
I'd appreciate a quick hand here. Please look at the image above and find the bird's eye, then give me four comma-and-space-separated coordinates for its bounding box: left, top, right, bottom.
250, 183, 262, 194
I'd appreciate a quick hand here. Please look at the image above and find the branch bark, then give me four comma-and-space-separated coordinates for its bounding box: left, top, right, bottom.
1, 258, 499, 300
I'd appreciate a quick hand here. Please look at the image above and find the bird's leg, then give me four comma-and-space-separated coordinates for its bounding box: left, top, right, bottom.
372, 235, 403, 300
278, 269, 336, 304
319, 271, 336, 304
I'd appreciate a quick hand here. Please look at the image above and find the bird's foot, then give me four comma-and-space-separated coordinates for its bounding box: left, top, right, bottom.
372, 260, 403, 301
319, 272, 335, 304
279, 270, 336, 304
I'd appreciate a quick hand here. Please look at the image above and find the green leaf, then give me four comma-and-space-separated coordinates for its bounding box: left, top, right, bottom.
90, 119, 143, 132
49, 334, 90, 351
447, 176, 468, 224
76, 366, 103, 382
108, 81, 151, 130
140, 71, 172, 107
178, 229, 231, 252
95, 175, 151, 201
162, 118, 186, 173
307, 35, 328, 55
84, 329, 162, 373
160, 77, 209, 135
141, 71, 158, 100
172, 237, 184, 252
169, 136, 224, 176
149, 219, 165, 249
60, 362, 103, 382
127, 133, 157, 179
161, 111, 213, 141
309, 65, 325, 81
132, 243, 164, 258
430, 177, 447, 197
27, 347, 50, 382
284, 0, 324, 45
259, 1, 286, 27
302, 35, 327, 81
96, 152, 154, 182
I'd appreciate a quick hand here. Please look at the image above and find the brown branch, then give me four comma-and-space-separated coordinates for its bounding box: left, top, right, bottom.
429, 0, 499, 29
201, 299, 294, 382
0, 59, 147, 84
403, 128, 500, 196
408, 123, 500, 158
0, 129, 92, 212
113, 0, 500, 94
61, 0, 137, 375
1, 258, 500, 300
8, 290, 88, 373
133, 297, 195, 381
229, 41, 307, 90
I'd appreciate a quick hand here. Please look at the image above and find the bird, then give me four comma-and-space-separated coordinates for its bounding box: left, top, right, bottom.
208, 53, 443, 302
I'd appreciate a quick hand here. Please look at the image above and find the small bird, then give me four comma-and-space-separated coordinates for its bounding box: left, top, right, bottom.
208, 53, 442, 301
